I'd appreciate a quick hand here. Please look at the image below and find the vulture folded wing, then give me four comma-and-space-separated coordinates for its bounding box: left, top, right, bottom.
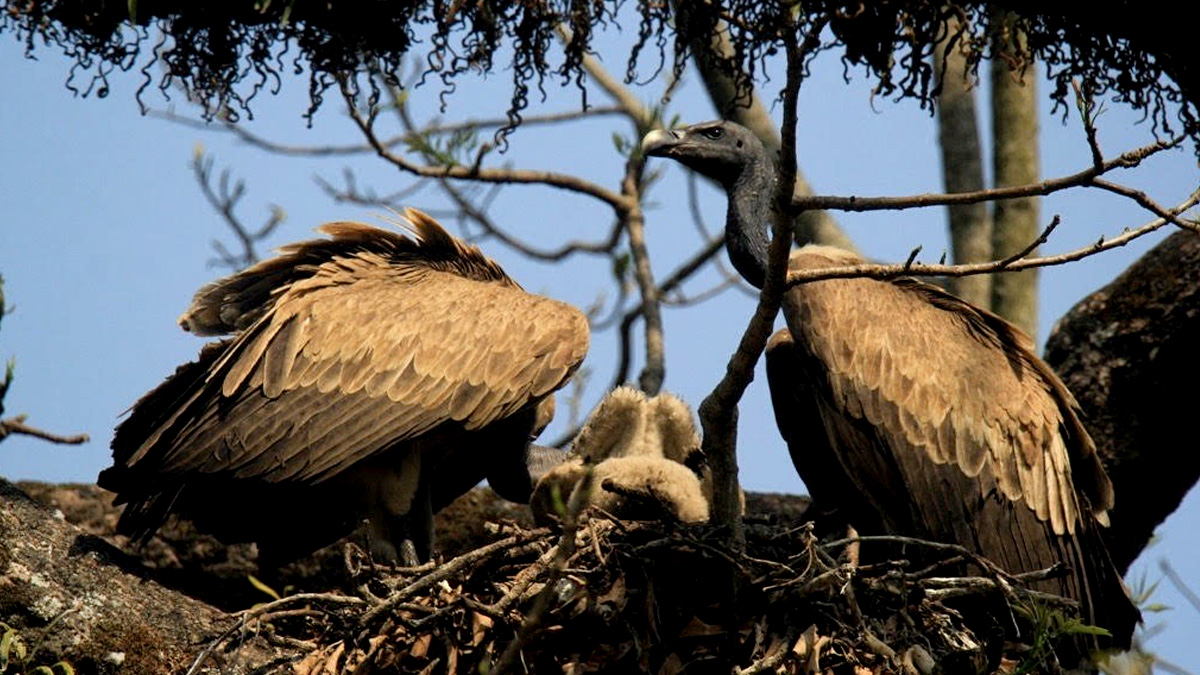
116, 217, 589, 487
782, 247, 1111, 537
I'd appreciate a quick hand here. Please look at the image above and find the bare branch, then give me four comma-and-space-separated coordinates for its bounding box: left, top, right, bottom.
191, 151, 284, 269
1159, 558, 1200, 615
621, 158, 665, 395
0, 415, 89, 445
339, 80, 631, 210
699, 17, 829, 544
1091, 177, 1200, 234
792, 134, 1186, 213
558, 25, 654, 129
154, 107, 622, 158
385, 87, 625, 262
785, 189, 1200, 287
662, 277, 738, 307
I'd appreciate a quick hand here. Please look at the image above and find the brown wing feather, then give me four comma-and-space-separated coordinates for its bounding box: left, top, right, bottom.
773, 246, 1137, 650
113, 213, 589, 487
783, 246, 1106, 536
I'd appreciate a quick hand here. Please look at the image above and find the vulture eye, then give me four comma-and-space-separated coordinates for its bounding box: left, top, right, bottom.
700, 127, 725, 140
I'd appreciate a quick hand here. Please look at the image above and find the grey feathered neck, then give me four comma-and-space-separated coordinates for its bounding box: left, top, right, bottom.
726, 151, 776, 289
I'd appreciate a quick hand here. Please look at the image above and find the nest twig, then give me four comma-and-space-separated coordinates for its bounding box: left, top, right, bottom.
185, 512, 1086, 675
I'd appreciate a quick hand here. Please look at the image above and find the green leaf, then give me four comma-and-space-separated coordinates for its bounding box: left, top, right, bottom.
248, 574, 282, 601
280, 0, 296, 26
612, 252, 631, 283
611, 132, 629, 156
1058, 618, 1111, 637
550, 484, 568, 519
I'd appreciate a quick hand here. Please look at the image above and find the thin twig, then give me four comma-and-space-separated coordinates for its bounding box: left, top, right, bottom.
792, 134, 1185, 213
340, 80, 630, 210
621, 155, 665, 395
698, 15, 828, 542
359, 530, 548, 626
785, 189, 1200, 287
153, 107, 623, 158
191, 152, 284, 269
491, 467, 596, 675
0, 415, 89, 445
1159, 558, 1200, 615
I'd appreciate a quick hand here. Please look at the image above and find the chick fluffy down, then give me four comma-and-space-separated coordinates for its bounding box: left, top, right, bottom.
531, 455, 710, 525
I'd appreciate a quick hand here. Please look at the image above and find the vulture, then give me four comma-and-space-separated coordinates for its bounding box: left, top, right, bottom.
531, 387, 712, 525
100, 208, 588, 566
642, 121, 1139, 657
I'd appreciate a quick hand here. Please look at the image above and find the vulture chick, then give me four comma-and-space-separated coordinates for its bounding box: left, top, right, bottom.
531, 387, 711, 524
100, 208, 588, 565
642, 121, 1139, 658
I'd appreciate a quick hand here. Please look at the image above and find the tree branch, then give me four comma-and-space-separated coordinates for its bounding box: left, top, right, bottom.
340, 80, 631, 210
784, 188, 1199, 287
0, 415, 89, 445
154, 106, 623, 158
791, 134, 1185, 213
699, 16, 828, 545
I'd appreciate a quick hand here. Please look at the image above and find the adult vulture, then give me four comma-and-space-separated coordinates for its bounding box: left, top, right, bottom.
642, 121, 1138, 657
100, 208, 588, 565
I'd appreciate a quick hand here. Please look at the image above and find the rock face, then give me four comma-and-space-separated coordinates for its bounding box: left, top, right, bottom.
1045, 229, 1200, 573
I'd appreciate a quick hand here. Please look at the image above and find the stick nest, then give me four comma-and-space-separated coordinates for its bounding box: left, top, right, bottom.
203, 514, 1084, 675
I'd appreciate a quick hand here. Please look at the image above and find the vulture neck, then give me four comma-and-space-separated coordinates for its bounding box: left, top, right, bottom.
725, 155, 776, 290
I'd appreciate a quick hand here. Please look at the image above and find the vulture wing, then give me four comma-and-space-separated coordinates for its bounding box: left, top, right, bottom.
781, 247, 1112, 537
773, 246, 1135, 650
109, 212, 589, 489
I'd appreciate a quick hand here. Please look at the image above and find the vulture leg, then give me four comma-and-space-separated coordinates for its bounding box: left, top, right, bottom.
389, 478, 433, 567
352, 448, 432, 565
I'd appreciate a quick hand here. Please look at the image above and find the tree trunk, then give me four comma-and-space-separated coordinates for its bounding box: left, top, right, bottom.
0, 478, 280, 674
989, 9, 1041, 339
1044, 229, 1200, 573
934, 15, 992, 307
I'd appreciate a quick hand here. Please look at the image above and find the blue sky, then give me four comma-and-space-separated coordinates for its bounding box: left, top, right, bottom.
2, 24, 1197, 670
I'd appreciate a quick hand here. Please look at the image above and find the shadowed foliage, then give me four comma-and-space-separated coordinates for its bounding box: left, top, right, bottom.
3, 1, 1197, 147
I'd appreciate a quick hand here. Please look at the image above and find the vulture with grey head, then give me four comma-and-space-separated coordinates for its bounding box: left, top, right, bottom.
100, 208, 588, 566
642, 121, 1138, 659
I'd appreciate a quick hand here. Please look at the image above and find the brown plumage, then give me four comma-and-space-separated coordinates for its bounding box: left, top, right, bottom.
100, 208, 588, 565
530, 387, 713, 525
643, 120, 1138, 659
764, 248, 1137, 654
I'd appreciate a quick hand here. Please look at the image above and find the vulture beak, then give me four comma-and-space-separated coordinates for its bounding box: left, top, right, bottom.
641, 128, 682, 157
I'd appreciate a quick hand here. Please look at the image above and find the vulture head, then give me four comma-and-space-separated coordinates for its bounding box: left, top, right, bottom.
642, 122, 770, 190
643, 121, 776, 289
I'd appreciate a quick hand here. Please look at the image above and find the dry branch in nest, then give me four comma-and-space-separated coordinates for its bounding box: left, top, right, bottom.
186, 514, 1084, 675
